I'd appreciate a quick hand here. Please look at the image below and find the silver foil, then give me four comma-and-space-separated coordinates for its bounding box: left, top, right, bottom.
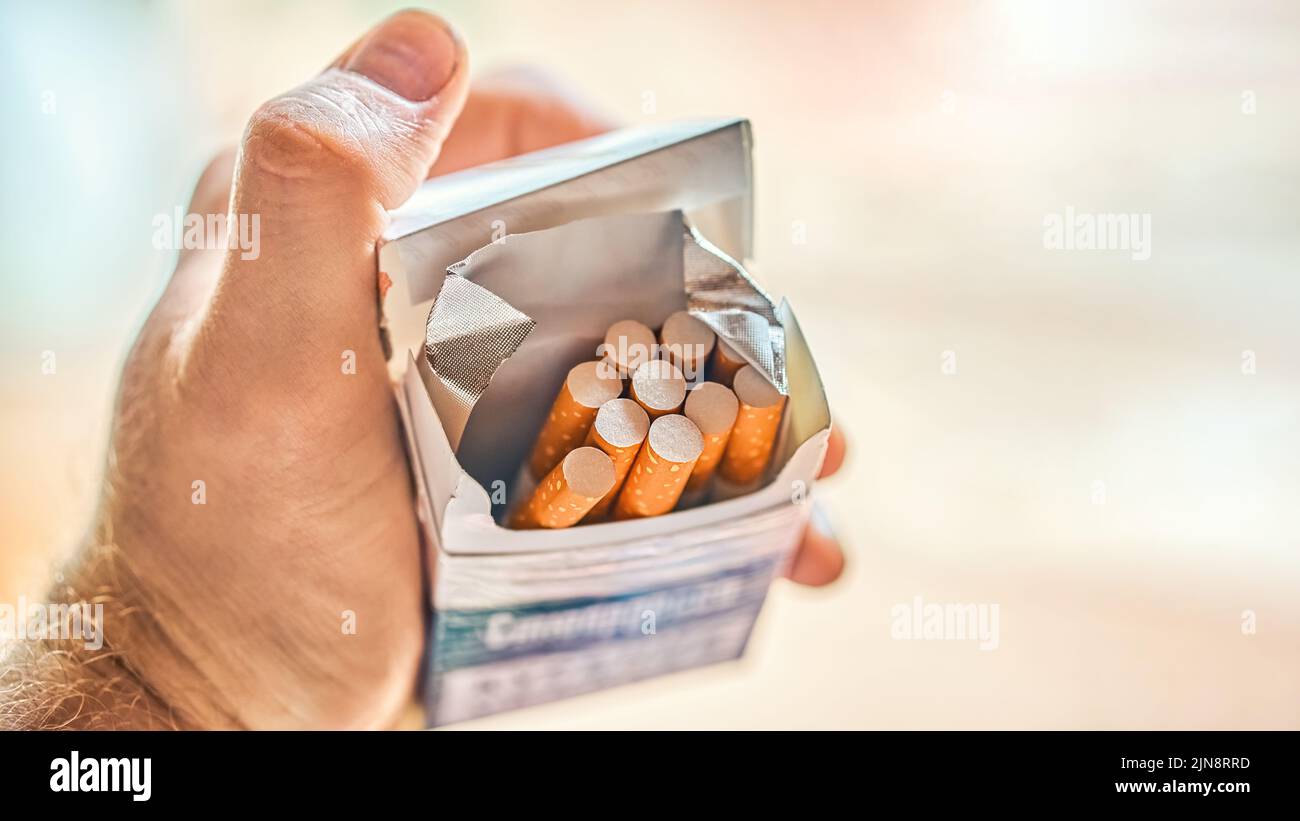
423, 275, 536, 450
682, 225, 787, 394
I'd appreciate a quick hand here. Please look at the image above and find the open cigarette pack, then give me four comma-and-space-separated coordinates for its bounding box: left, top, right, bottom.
378, 119, 831, 726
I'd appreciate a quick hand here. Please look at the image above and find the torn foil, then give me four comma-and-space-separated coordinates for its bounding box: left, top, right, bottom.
424, 275, 536, 450
682, 225, 786, 394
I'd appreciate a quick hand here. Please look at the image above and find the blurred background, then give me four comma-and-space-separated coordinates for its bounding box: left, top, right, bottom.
2, 0, 1297, 728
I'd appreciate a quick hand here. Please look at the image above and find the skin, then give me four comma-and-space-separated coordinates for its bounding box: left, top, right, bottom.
0, 10, 846, 730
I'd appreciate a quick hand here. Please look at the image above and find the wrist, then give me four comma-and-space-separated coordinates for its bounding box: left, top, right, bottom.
0, 542, 177, 729
71, 526, 245, 730
0, 630, 175, 730
0, 532, 240, 730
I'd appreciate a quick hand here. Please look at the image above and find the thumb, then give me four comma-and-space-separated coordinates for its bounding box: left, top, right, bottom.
236, 9, 467, 214
196, 10, 468, 372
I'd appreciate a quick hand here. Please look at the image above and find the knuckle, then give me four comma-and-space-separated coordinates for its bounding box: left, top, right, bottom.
241, 87, 376, 184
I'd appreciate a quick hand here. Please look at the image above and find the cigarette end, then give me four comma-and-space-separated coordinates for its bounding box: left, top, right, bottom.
515, 446, 616, 529
709, 338, 748, 387
659, 310, 716, 381
683, 380, 740, 495
612, 414, 703, 520
526, 360, 622, 480
600, 319, 656, 379
629, 359, 686, 419
718, 365, 785, 486
582, 398, 650, 522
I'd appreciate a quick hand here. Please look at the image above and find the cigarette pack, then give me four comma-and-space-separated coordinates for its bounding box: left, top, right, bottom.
378, 119, 831, 726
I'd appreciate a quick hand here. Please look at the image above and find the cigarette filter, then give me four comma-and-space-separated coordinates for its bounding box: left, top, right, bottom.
718, 365, 785, 485
682, 381, 740, 493
511, 446, 616, 529
582, 398, 651, 521
526, 360, 623, 480
601, 319, 656, 379
659, 310, 716, 382
710, 338, 748, 387
629, 359, 687, 419
613, 414, 703, 520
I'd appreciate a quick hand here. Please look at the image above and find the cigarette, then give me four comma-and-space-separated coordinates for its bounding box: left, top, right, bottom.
613, 414, 703, 520
659, 310, 715, 382
511, 446, 616, 529
526, 360, 623, 480
582, 398, 650, 521
718, 365, 785, 485
682, 381, 739, 494
600, 319, 656, 379
709, 338, 748, 387
629, 359, 686, 419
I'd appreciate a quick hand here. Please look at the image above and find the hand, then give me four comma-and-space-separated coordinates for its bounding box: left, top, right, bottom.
1, 10, 844, 729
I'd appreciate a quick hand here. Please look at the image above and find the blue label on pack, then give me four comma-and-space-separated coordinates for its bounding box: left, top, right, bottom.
425, 556, 781, 725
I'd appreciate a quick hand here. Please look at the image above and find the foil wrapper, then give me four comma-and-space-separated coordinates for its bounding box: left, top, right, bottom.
424, 275, 536, 450
682, 225, 786, 394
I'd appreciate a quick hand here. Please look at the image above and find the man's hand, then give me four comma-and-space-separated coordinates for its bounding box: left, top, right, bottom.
0, 10, 845, 730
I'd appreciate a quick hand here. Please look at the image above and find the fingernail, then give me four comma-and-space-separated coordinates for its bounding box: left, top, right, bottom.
345, 11, 460, 102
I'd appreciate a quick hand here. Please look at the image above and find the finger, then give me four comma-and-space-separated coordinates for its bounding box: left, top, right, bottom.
145, 148, 239, 326
819, 424, 847, 479
430, 67, 616, 176
187, 149, 237, 226
786, 504, 845, 586
201, 10, 469, 364
173, 148, 236, 269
